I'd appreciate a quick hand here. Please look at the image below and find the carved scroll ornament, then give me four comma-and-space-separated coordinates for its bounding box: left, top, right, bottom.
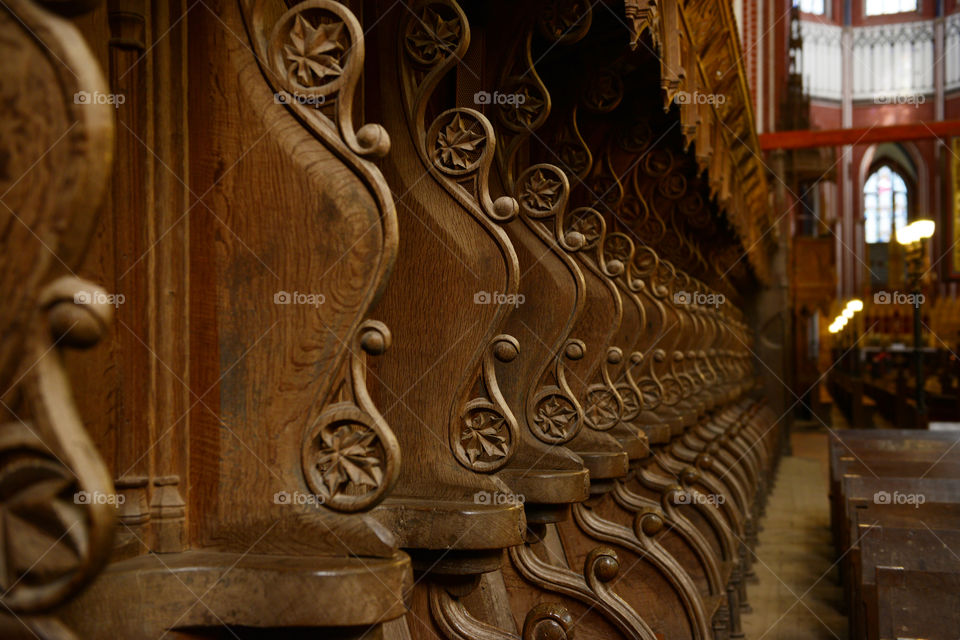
0, 0, 117, 614
241, 0, 401, 514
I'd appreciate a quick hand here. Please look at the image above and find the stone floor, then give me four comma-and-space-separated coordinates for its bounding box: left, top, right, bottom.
741, 429, 848, 640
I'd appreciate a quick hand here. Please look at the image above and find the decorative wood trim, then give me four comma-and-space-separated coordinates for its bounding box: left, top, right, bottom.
571, 501, 713, 640
509, 538, 657, 640
0, 0, 116, 616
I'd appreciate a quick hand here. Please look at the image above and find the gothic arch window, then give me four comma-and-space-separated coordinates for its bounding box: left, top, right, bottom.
863, 165, 909, 244
865, 0, 918, 16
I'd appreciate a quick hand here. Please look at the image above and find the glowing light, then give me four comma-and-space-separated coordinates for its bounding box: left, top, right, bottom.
912, 219, 935, 240
897, 219, 936, 245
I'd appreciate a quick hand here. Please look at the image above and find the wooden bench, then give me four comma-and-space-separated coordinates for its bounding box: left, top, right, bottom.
829, 431, 960, 640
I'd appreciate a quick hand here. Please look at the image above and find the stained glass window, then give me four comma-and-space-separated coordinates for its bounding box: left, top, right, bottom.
865, 0, 918, 16
863, 166, 908, 244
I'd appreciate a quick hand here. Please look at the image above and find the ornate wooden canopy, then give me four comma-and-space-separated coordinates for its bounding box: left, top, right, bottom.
626, 0, 774, 284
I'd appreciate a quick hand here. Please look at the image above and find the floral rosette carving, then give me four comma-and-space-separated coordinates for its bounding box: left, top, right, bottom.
453, 335, 520, 472
581, 348, 624, 432
633, 245, 659, 278
1, 279, 118, 614
635, 209, 667, 243
493, 29, 552, 192
642, 147, 673, 179
498, 76, 549, 134
678, 191, 709, 228
398, 0, 468, 110
425, 108, 519, 222
618, 119, 653, 154
604, 233, 634, 268
527, 339, 585, 444
565, 207, 604, 251
582, 67, 624, 113
403, 3, 464, 66
590, 162, 624, 212
538, 0, 592, 43
531, 395, 579, 443
616, 380, 642, 423
397, 2, 518, 223
515, 164, 586, 252
657, 170, 687, 200
637, 371, 664, 412
620, 193, 649, 223
247, 0, 390, 158
302, 321, 400, 512
431, 110, 486, 175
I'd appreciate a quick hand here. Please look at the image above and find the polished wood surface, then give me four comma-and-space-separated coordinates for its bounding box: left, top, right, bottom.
1, 0, 788, 637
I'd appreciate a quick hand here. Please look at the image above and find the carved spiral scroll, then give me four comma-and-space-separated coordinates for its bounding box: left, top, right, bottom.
581, 348, 624, 432
429, 581, 575, 640
555, 107, 592, 181
516, 164, 585, 252
243, 0, 390, 158
509, 538, 656, 640
572, 503, 713, 640
453, 335, 520, 472
427, 108, 519, 222
398, 1, 518, 223
522, 603, 576, 640
528, 339, 585, 445
0, 0, 118, 614
0, 279, 118, 614
302, 320, 400, 512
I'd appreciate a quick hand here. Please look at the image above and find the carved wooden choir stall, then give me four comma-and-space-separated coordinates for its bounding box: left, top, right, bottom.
1, 0, 783, 638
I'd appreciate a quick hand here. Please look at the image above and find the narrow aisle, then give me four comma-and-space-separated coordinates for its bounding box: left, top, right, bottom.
742, 431, 848, 640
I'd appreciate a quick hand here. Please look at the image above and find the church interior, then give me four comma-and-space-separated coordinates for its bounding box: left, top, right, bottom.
2, 0, 959, 638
